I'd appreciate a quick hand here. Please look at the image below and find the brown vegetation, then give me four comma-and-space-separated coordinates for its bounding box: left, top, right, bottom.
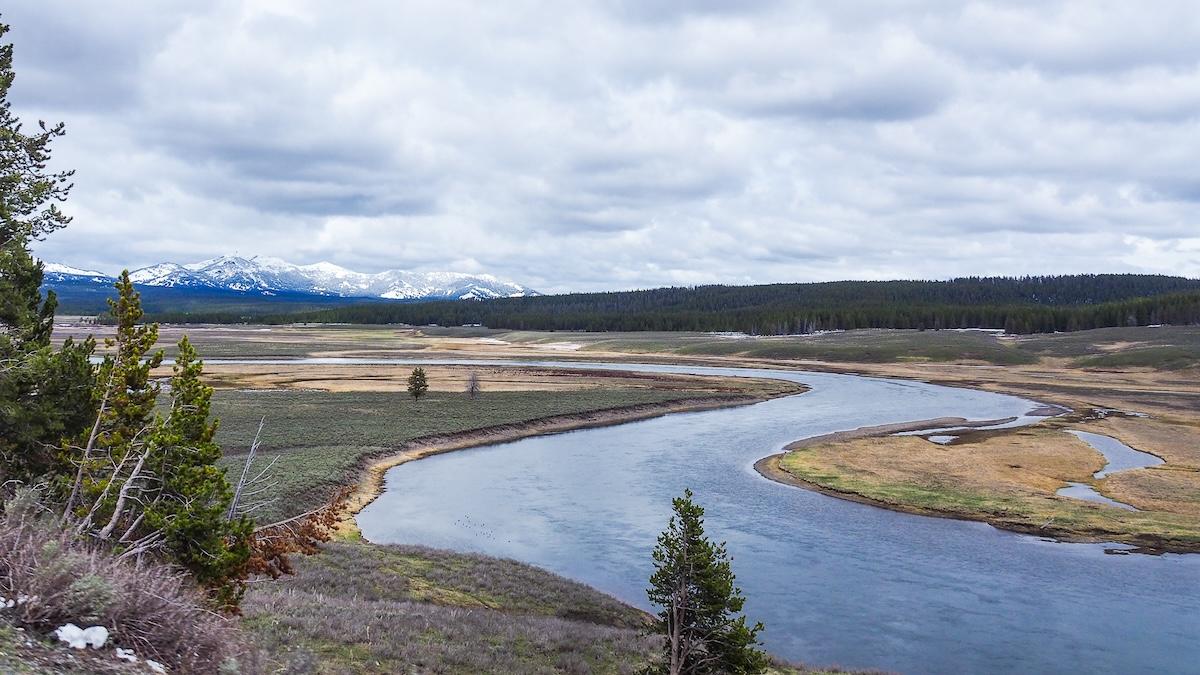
768, 423, 1200, 552
0, 492, 246, 672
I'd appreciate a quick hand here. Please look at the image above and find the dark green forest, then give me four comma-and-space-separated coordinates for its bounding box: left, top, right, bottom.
138, 275, 1200, 335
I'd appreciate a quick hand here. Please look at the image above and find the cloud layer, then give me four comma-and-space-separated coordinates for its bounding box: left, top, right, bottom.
11, 1, 1200, 292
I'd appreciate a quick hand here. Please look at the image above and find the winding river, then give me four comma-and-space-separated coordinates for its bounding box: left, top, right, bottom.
221, 359, 1200, 674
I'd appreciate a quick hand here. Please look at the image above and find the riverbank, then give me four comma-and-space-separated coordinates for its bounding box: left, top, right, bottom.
338, 392, 797, 536
761, 418, 1200, 553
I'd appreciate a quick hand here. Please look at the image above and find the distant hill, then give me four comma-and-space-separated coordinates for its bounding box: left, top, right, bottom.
120, 273, 1200, 335
42, 256, 538, 314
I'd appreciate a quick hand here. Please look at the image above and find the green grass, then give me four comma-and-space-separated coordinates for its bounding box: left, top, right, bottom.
509, 326, 1200, 369
678, 330, 1035, 364
213, 389, 699, 450
502, 329, 1038, 365
1015, 325, 1200, 357
1073, 345, 1200, 370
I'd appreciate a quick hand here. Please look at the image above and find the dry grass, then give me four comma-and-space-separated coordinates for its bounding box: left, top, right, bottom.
201, 363, 794, 396
796, 427, 1104, 494
775, 424, 1200, 551
242, 542, 657, 674
1090, 415, 1200, 468
0, 492, 248, 673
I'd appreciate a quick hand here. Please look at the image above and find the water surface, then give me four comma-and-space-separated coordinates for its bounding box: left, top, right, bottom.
1055, 430, 1165, 510
1069, 430, 1165, 478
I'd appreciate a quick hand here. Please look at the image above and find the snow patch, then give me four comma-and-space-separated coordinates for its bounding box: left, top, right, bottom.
43, 263, 107, 277
54, 624, 109, 649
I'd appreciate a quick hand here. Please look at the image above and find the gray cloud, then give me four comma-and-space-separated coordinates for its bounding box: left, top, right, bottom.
9, 0, 1200, 292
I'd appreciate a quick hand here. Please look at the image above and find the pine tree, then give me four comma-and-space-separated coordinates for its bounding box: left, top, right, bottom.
407, 367, 428, 401
69, 272, 164, 531
147, 335, 252, 609
0, 19, 95, 484
645, 489, 768, 675
70, 280, 252, 609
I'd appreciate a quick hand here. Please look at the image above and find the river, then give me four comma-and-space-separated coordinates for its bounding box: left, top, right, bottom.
215, 358, 1199, 674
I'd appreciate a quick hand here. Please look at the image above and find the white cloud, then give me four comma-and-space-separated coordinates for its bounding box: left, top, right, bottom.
6, 0, 1199, 292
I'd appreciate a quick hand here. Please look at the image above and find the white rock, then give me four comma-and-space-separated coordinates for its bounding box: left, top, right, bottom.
146, 659, 168, 673
115, 647, 138, 662
53, 623, 109, 649
82, 625, 109, 649
54, 624, 87, 649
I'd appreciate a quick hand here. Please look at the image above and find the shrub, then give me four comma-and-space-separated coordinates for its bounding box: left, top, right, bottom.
0, 490, 250, 673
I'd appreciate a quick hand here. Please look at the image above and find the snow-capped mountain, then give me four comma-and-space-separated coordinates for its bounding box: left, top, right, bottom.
42, 263, 111, 284
49, 256, 537, 301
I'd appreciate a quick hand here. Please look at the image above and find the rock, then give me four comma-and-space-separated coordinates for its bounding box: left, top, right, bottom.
53, 623, 109, 649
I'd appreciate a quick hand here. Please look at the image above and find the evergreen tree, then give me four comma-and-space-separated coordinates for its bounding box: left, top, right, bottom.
645, 489, 767, 675
407, 367, 428, 401
0, 19, 95, 483
71, 279, 251, 609
147, 335, 252, 609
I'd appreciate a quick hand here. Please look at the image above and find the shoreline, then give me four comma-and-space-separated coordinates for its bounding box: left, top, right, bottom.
756, 423, 1199, 554
338, 391, 803, 537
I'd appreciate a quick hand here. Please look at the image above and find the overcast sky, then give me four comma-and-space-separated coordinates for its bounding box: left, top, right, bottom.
10, 1, 1200, 293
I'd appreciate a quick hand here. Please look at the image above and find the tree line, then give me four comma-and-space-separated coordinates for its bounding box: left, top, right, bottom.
146, 277, 1200, 335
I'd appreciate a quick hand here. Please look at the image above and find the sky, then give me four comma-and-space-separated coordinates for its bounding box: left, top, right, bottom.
9, 1, 1200, 293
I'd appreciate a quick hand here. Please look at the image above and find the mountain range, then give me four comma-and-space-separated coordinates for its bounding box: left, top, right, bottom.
42, 256, 537, 301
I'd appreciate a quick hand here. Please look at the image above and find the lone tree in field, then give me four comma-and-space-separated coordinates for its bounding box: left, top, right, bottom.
645, 489, 768, 675
407, 367, 429, 401
465, 371, 481, 399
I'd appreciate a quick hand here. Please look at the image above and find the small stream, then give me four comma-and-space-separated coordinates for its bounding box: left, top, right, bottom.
1055, 430, 1165, 510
